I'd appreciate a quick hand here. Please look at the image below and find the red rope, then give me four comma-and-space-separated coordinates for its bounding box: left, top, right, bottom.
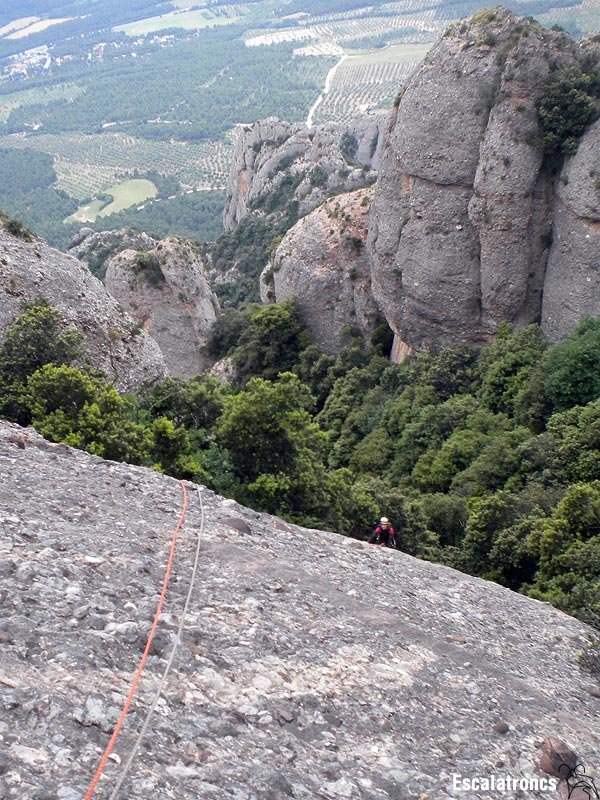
83, 480, 189, 799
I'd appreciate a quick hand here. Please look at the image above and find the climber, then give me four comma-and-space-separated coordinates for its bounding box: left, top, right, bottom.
368, 516, 396, 548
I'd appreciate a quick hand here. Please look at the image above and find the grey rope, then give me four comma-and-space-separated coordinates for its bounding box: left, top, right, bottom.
107, 485, 205, 800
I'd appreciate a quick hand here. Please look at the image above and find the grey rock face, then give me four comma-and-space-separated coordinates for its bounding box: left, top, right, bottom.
69, 229, 159, 277
104, 238, 220, 378
542, 119, 600, 342
0, 419, 598, 800
368, 10, 588, 354
208, 355, 235, 385
0, 226, 166, 390
67, 227, 95, 250
224, 116, 382, 230
261, 189, 378, 354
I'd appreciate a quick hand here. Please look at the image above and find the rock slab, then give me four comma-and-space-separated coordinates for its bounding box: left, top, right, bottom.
0, 420, 598, 800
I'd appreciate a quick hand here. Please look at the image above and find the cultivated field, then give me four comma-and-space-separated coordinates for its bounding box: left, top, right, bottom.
0, 17, 39, 38
67, 178, 158, 222
537, 0, 600, 33
312, 43, 431, 123
245, 5, 448, 47
115, 6, 243, 36
242, 1, 453, 124
6, 18, 73, 40
0, 132, 235, 198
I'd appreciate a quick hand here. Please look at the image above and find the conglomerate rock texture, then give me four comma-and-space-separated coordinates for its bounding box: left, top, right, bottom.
542, 117, 600, 341
223, 116, 382, 230
68, 229, 159, 279
104, 238, 220, 378
260, 189, 377, 354
367, 9, 599, 354
0, 420, 598, 800
0, 226, 166, 391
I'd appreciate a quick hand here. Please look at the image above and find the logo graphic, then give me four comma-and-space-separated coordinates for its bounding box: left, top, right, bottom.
559, 763, 599, 800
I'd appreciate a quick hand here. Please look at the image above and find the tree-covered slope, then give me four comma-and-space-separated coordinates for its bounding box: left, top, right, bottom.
1, 285, 598, 626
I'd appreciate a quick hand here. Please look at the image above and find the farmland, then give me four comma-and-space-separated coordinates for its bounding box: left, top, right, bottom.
115, 6, 244, 36
0, 132, 236, 199
537, 0, 600, 35
0, 0, 594, 249
313, 43, 432, 123
67, 179, 158, 223
4, 17, 73, 39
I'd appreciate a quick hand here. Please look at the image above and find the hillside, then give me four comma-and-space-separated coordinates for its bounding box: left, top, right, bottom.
0, 0, 596, 246
0, 222, 166, 390
0, 419, 598, 800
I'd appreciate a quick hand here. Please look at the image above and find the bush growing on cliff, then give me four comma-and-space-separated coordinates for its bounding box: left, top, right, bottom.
2, 214, 34, 241
538, 64, 600, 155
134, 251, 165, 287
27, 364, 149, 464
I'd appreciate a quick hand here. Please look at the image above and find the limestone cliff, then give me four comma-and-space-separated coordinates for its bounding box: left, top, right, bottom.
0, 225, 166, 391
224, 116, 382, 230
104, 238, 220, 379
367, 9, 598, 354
261, 189, 377, 354
0, 419, 598, 799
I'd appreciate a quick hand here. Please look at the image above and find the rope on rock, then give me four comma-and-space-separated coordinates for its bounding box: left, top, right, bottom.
107, 486, 205, 800
83, 480, 190, 800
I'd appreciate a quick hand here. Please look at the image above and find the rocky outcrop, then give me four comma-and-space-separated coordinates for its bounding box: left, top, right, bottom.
1, 418, 598, 799
224, 116, 382, 230
69, 229, 159, 279
367, 10, 596, 355
104, 238, 220, 378
542, 118, 600, 342
261, 189, 378, 353
0, 225, 166, 390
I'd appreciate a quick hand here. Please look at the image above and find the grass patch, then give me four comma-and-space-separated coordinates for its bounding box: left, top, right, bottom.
98, 179, 157, 217
66, 179, 157, 223
115, 8, 242, 36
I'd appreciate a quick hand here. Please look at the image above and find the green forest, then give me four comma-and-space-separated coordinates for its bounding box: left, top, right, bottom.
0, 31, 330, 142
0, 147, 78, 244
1, 292, 598, 628
0, 148, 226, 249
